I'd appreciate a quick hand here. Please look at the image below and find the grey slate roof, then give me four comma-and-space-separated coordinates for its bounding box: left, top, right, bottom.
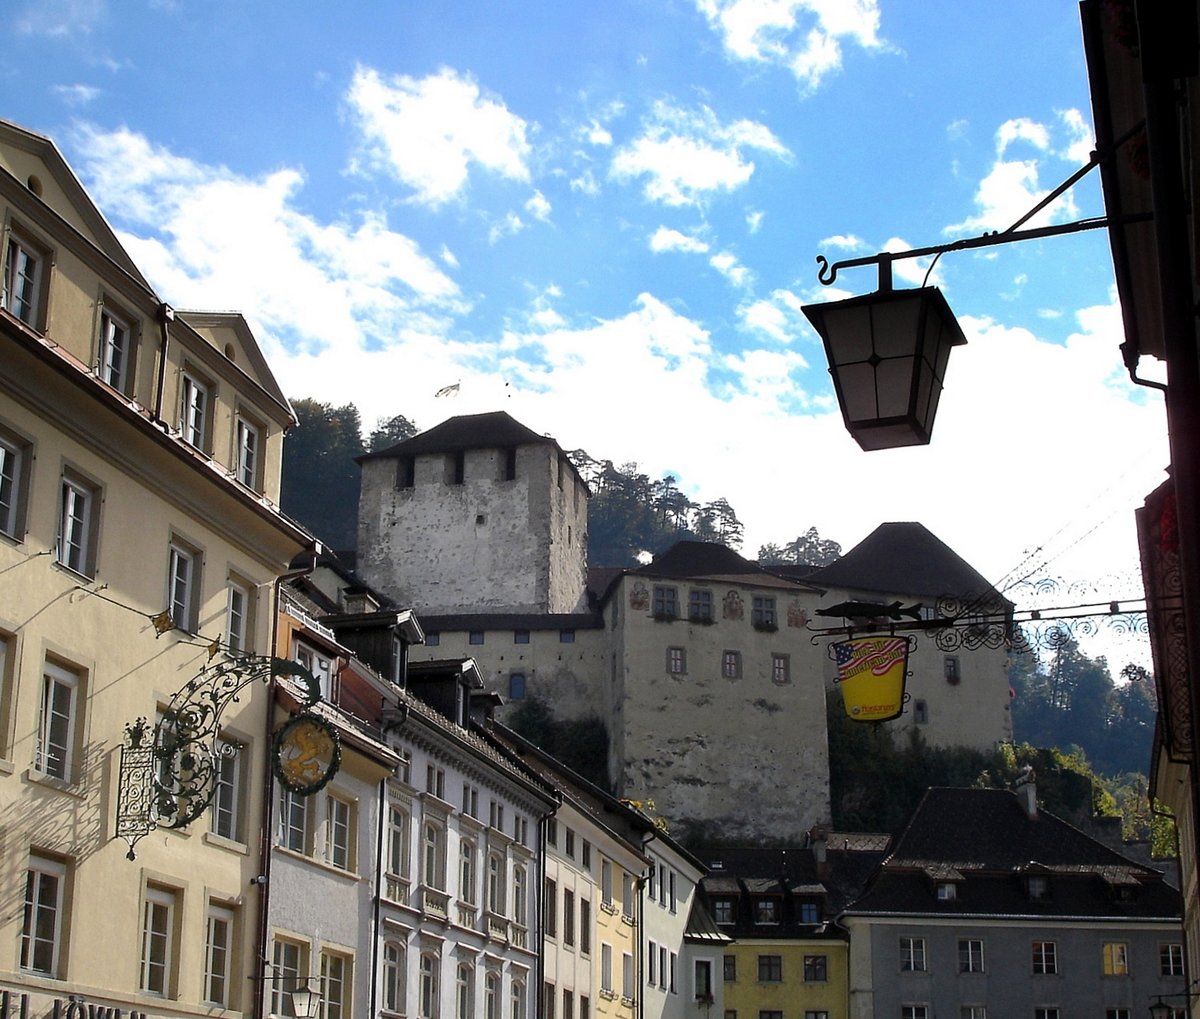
632, 540, 821, 591
806, 522, 1007, 602
359, 410, 557, 460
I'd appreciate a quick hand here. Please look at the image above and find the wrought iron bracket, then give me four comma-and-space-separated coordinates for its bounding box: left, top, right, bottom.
116, 654, 321, 860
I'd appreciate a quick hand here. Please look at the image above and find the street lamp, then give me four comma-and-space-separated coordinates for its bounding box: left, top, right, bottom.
289, 982, 321, 1019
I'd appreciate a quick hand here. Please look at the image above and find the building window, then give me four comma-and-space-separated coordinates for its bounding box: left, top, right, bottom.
383, 942, 405, 1014
544, 982, 556, 1019
695, 959, 713, 1000
226, 579, 252, 653
57, 473, 99, 577
582, 840, 591, 868
426, 632, 440, 646
563, 888, 575, 946
1102, 942, 1129, 976
760, 1013, 784, 1019
936, 881, 957, 901
515, 629, 530, 644
913, 699, 929, 724
1032, 940, 1057, 975
211, 738, 243, 841
648, 941, 658, 985
958, 939, 984, 973
806, 1013, 831, 1019
722, 650, 742, 679
272, 939, 308, 1018
462, 782, 479, 818
459, 839, 478, 905
1026, 875, 1050, 901
757, 955, 782, 982
798, 901, 819, 923
326, 795, 353, 870
960, 1009, 987, 1019
387, 804, 410, 879
485, 972, 500, 1019
560, 628, 575, 643
508, 673, 526, 699
425, 764, 446, 799
489, 800, 505, 830
667, 646, 687, 675
689, 589, 714, 622
279, 786, 309, 853
37, 661, 82, 781
601, 944, 613, 993
579, 896, 590, 954
563, 989, 573, 1019
97, 306, 135, 393
1105, 1011, 1131, 1019
469, 631, 485, 645
456, 962, 473, 1019
901, 1008, 929, 1019
771, 653, 790, 684
713, 898, 735, 924
235, 415, 261, 489
488, 851, 505, 914
754, 898, 779, 924
422, 821, 446, 890
141, 885, 178, 996
511, 980, 526, 1019
396, 455, 415, 488
804, 955, 828, 982
565, 828, 575, 857
4, 232, 46, 326
944, 655, 961, 683
726, 1013, 738, 1019
514, 865, 527, 924
601, 859, 612, 906
653, 585, 678, 618
167, 539, 202, 632
1033, 1010, 1060, 1019
0, 430, 30, 540
21, 854, 67, 975
724, 954, 736, 981
204, 903, 235, 1007
547, 819, 558, 846
180, 371, 211, 451
622, 873, 634, 918
752, 596, 777, 629
545, 877, 557, 937
900, 936, 926, 972
623, 952, 634, 999
419, 952, 439, 1019
1161, 943, 1185, 976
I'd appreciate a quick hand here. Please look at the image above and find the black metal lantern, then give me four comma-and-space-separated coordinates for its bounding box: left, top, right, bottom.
803, 285, 967, 451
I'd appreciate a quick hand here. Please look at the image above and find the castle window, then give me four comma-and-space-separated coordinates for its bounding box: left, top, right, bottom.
514, 629, 530, 644
722, 650, 742, 679
426, 632, 440, 646
653, 586, 678, 619
913, 699, 928, 724
504, 447, 517, 481
944, 656, 961, 683
752, 597, 777, 630
559, 629, 575, 643
396, 455, 415, 488
446, 450, 465, 485
509, 673, 526, 700
771, 654, 790, 685
667, 647, 686, 675
689, 589, 714, 622
469, 631, 485, 645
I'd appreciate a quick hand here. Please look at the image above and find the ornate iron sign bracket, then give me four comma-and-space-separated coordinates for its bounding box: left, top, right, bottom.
116, 654, 326, 860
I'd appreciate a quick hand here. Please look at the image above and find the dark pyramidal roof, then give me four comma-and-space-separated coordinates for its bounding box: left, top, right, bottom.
359, 410, 557, 461
635, 540, 815, 590
807, 522, 1005, 602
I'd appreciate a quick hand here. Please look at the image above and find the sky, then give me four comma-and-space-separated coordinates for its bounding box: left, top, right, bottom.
3, 0, 1170, 667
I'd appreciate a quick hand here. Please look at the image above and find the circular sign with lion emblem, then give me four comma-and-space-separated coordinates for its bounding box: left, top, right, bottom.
272, 714, 341, 795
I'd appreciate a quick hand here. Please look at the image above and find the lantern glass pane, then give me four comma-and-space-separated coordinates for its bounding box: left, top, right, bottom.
837, 362, 880, 422
827, 304, 874, 361
871, 298, 921, 357
875, 356, 917, 418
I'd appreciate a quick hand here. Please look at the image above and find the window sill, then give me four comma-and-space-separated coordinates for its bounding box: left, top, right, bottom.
0, 757, 13, 777
24, 768, 86, 798
600, 901, 618, 915
273, 844, 360, 880
203, 831, 250, 855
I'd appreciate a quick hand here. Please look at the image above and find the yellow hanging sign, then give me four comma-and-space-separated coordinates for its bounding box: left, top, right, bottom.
834, 636, 911, 722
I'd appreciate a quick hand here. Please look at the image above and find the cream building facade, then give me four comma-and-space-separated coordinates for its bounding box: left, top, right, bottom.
0, 120, 312, 1018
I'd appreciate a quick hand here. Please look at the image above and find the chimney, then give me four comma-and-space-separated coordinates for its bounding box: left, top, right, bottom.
809, 825, 831, 879
1014, 765, 1038, 819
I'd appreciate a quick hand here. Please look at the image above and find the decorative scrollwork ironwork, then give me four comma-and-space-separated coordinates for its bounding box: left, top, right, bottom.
117, 653, 322, 859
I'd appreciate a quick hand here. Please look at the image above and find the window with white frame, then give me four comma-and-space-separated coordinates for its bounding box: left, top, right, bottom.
226, 578, 252, 653
648, 941, 658, 985
601, 944, 613, 993
279, 786, 309, 853
462, 782, 479, 817
204, 903, 235, 1007
326, 794, 353, 870
211, 738, 243, 842
383, 941, 405, 1014
958, 939, 984, 973
461, 839, 478, 906
21, 854, 67, 975
1102, 942, 1129, 976
294, 641, 333, 700
960, 1008, 986, 1019
545, 877, 558, 937
36, 660, 82, 782
486, 971, 500, 1019
804, 955, 827, 982
666, 646, 686, 675
3, 232, 46, 327
235, 415, 261, 489
180, 370, 211, 451
0, 632, 12, 759
1032, 940, 1057, 975
653, 585, 678, 618
422, 820, 446, 889
901, 1008, 929, 1019
511, 979, 526, 1019
1033, 1010, 1059, 1019
694, 958, 713, 1000
900, 936, 926, 972
321, 950, 349, 1019
425, 764, 445, 799
98, 306, 134, 394
563, 888, 575, 946
0, 429, 30, 540
167, 538, 202, 632
722, 650, 742, 679
271, 938, 308, 1018
579, 896, 590, 953
57, 473, 99, 577
456, 962, 474, 1019
419, 952, 439, 1019
488, 851, 505, 914
621, 873, 634, 918
141, 885, 177, 996
1161, 943, 1185, 976
513, 864, 527, 925
689, 588, 714, 621
771, 653, 790, 684
622, 952, 634, 1000
601, 859, 613, 906
1105, 1011, 1130, 1019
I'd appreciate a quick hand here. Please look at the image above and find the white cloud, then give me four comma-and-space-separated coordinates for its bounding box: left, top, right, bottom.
709, 251, 752, 287
818, 233, 864, 250
610, 101, 789, 207
569, 169, 600, 195
740, 288, 808, 342
746, 210, 764, 233
694, 0, 883, 90
525, 190, 552, 221
650, 227, 710, 254
16, 0, 104, 35
1058, 108, 1094, 164
345, 65, 531, 207
69, 123, 465, 362
996, 117, 1051, 155
488, 211, 524, 244
51, 83, 101, 107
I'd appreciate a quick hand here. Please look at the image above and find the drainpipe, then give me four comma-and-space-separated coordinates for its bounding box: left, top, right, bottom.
252, 548, 320, 1019
536, 797, 561, 1019
639, 829, 659, 1019
152, 302, 173, 425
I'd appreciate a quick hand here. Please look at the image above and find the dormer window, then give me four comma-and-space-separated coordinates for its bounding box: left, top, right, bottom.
754, 898, 780, 924
935, 882, 957, 901
712, 898, 735, 925
1026, 876, 1050, 902
798, 901, 820, 923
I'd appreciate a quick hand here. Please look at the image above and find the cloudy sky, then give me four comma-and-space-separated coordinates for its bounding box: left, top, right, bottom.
3, 0, 1169, 661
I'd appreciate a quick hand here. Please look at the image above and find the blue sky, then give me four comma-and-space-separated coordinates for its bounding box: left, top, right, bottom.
3, 0, 1170, 658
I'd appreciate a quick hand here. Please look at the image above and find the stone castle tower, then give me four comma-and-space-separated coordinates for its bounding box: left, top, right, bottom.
357, 411, 590, 615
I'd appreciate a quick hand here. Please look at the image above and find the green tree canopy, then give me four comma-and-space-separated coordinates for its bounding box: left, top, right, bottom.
758, 526, 843, 566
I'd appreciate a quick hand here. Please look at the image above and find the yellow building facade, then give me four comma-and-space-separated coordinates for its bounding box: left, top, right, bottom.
0, 120, 311, 1017
720, 938, 847, 1019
